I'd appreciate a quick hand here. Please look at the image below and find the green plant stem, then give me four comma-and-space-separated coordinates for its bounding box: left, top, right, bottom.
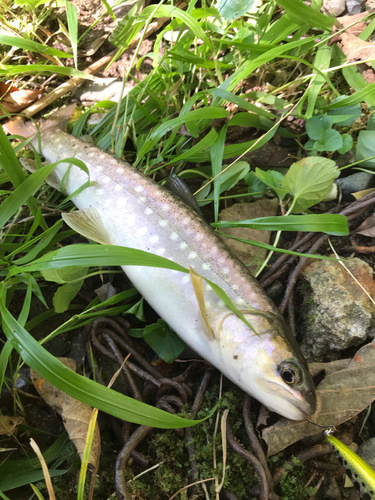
339, 155, 375, 170
255, 229, 282, 278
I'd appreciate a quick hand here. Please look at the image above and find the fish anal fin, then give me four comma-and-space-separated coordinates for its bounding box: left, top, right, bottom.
189, 265, 214, 339
62, 208, 111, 245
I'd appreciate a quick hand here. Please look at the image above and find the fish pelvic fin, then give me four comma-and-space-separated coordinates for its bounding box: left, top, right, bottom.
189, 265, 214, 339
62, 208, 112, 245
5, 104, 76, 138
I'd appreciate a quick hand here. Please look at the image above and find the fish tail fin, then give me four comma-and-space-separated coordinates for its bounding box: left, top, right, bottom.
5, 104, 77, 138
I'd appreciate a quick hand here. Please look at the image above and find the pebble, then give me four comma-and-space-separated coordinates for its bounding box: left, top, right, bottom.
335, 171, 375, 201
298, 257, 375, 361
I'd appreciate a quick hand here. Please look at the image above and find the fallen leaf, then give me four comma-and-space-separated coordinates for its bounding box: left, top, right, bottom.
0, 415, 23, 435
262, 342, 375, 456
218, 198, 279, 274
0, 83, 40, 115
335, 12, 368, 35
335, 32, 375, 64
353, 213, 375, 237
352, 187, 375, 201
30, 358, 101, 472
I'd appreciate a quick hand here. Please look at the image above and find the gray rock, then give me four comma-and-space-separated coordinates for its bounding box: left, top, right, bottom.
298, 258, 375, 361
322, 0, 346, 16
324, 476, 341, 500
358, 437, 375, 469
335, 171, 375, 201
346, 0, 366, 15
74, 79, 129, 104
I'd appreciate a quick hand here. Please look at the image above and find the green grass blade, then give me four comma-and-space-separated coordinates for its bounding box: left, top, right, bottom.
0, 293, 210, 429
0, 65, 103, 80
0, 35, 73, 58
305, 41, 332, 118
0, 341, 13, 396
276, 0, 334, 29
65, 0, 78, 69
326, 83, 375, 109
212, 214, 349, 236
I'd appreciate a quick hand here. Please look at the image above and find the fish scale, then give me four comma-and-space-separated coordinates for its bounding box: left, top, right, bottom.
6, 106, 317, 421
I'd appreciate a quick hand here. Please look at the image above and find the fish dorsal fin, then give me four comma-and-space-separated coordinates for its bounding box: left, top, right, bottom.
62, 208, 112, 245
189, 265, 214, 339
165, 173, 203, 217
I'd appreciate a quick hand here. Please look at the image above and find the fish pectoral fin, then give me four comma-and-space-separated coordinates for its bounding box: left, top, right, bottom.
189, 265, 214, 339
62, 208, 112, 245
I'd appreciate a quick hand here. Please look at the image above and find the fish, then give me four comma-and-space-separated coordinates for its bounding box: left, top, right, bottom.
6, 106, 316, 420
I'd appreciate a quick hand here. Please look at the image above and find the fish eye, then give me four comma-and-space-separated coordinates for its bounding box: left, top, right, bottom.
278, 361, 301, 385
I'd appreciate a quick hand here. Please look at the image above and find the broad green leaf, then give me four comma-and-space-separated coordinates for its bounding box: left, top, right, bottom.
53, 281, 85, 313
306, 115, 332, 141
244, 171, 267, 199
218, 0, 260, 20
282, 157, 339, 213
356, 131, 375, 169
326, 84, 375, 109
212, 214, 349, 236
338, 134, 353, 155
41, 266, 88, 285
314, 129, 343, 152
0, 35, 73, 58
126, 298, 146, 322
255, 169, 288, 201
327, 96, 361, 126
276, 0, 334, 29
143, 319, 186, 364
0, 295, 209, 429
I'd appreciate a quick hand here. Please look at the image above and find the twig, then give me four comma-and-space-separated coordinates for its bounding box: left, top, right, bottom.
226, 418, 269, 500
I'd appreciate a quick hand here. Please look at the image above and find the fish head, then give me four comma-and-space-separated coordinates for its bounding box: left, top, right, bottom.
214, 311, 316, 420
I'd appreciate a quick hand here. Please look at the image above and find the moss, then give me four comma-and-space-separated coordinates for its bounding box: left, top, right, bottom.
277, 457, 316, 500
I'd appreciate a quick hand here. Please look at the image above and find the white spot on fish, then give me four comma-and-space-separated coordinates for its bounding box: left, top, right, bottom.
56, 144, 63, 151
159, 220, 168, 227
140, 197, 146, 202
188, 252, 197, 260
118, 197, 127, 207
180, 242, 188, 250
236, 297, 246, 305
183, 217, 190, 225
116, 167, 125, 174
161, 204, 169, 211
135, 185, 143, 193
182, 275, 190, 284
195, 233, 204, 241
232, 285, 238, 291
202, 263, 210, 271
210, 247, 218, 255
115, 184, 122, 192
127, 214, 136, 225
88, 152, 95, 158
205, 284, 212, 292
102, 176, 111, 184
150, 235, 159, 243
145, 208, 153, 215
170, 232, 179, 241
223, 268, 230, 274
96, 189, 104, 196
137, 226, 147, 235
99, 154, 106, 160
156, 247, 166, 255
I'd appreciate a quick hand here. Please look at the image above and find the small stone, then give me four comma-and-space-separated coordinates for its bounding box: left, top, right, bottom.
322, 0, 346, 16
335, 171, 375, 201
324, 476, 341, 500
74, 79, 129, 104
298, 258, 375, 361
358, 437, 375, 469
346, 0, 366, 15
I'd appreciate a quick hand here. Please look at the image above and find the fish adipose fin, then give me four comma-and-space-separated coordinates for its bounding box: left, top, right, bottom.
62, 208, 112, 245
5, 104, 77, 138
189, 265, 214, 339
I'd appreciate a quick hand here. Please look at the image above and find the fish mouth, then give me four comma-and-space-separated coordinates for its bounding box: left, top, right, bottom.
256, 379, 316, 420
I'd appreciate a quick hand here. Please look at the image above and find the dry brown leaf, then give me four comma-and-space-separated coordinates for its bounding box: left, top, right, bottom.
335, 12, 369, 35
0, 415, 23, 435
353, 213, 375, 237
336, 32, 375, 63
0, 83, 40, 115
30, 358, 101, 472
262, 342, 375, 456
218, 198, 279, 274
